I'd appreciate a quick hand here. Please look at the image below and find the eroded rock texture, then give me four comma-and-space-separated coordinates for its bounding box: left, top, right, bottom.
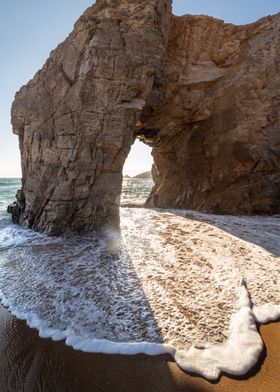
11, 0, 172, 234
145, 14, 280, 214
11, 1, 280, 234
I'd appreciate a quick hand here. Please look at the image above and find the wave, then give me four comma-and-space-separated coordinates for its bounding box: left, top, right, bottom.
0, 208, 279, 380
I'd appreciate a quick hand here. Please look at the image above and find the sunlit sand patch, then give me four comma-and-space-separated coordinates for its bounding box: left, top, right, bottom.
121, 209, 240, 347
0, 208, 279, 379
172, 210, 280, 307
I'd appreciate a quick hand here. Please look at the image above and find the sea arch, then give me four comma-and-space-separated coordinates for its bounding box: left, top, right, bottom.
9, 0, 280, 234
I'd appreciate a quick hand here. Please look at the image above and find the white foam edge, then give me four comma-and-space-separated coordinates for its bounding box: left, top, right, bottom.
0, 283, 279, 381
253, 303, 280, 324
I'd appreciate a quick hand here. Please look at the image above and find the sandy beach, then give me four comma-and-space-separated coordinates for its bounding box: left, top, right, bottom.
1, 0, 280, 389
0, 208, 279, 381
0, 304, 278, 392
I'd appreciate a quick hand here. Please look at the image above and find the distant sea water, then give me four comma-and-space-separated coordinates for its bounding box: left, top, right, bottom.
121, 177, 153, 206
0, 177, 279, 379
0, 178, 21, 219
0, 177, 153, 218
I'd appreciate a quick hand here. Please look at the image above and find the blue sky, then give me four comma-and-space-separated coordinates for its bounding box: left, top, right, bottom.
1, 1, 279, 177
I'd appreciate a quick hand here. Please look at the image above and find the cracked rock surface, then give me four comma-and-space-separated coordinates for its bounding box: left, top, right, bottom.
11, 0, 172, 234
11, 0, 280, 234
145, 13, 280, 214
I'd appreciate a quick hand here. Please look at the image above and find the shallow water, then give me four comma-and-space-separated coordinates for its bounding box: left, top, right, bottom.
121, 178, 153, 206
0, 178, 21, 218
0, 178, 279, 379
0, 177, 153, 215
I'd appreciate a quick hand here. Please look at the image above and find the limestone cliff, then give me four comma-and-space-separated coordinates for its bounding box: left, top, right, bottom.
11, 0, 172, 234
143, 13, 280, 214
10, 1, 280, 234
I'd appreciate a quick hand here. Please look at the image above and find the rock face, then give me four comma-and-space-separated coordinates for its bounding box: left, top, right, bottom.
11, 0, 172, 234
144, 14, 280, 214
11, 1, 280, 234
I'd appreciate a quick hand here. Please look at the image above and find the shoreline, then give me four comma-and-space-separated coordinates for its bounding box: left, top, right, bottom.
0, 304, 279, 391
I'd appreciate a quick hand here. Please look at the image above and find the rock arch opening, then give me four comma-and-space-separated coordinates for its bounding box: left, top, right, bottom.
122, 139, 153, 178
121, 140, 154, 207
8, 0, 280, 235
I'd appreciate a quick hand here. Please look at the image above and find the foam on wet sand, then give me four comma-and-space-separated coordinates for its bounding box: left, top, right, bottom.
0, 208, 279, 380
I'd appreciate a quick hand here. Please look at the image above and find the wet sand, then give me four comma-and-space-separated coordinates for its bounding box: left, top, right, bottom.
0, 305, 278, 392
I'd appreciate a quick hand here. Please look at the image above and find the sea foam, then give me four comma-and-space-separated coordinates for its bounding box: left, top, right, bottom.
0, 208, 279, 380
0, 282, 278, 380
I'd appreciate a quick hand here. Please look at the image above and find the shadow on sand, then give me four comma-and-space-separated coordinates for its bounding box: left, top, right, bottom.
166, 210, 280, 257
0, 214, 279, 391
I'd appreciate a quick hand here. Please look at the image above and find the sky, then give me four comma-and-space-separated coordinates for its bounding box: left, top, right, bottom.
1, 1, 279, 177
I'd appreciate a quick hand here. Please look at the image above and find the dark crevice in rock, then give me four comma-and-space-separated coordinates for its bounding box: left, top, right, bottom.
136, 128, 161, 147
60, 66, 75, 87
